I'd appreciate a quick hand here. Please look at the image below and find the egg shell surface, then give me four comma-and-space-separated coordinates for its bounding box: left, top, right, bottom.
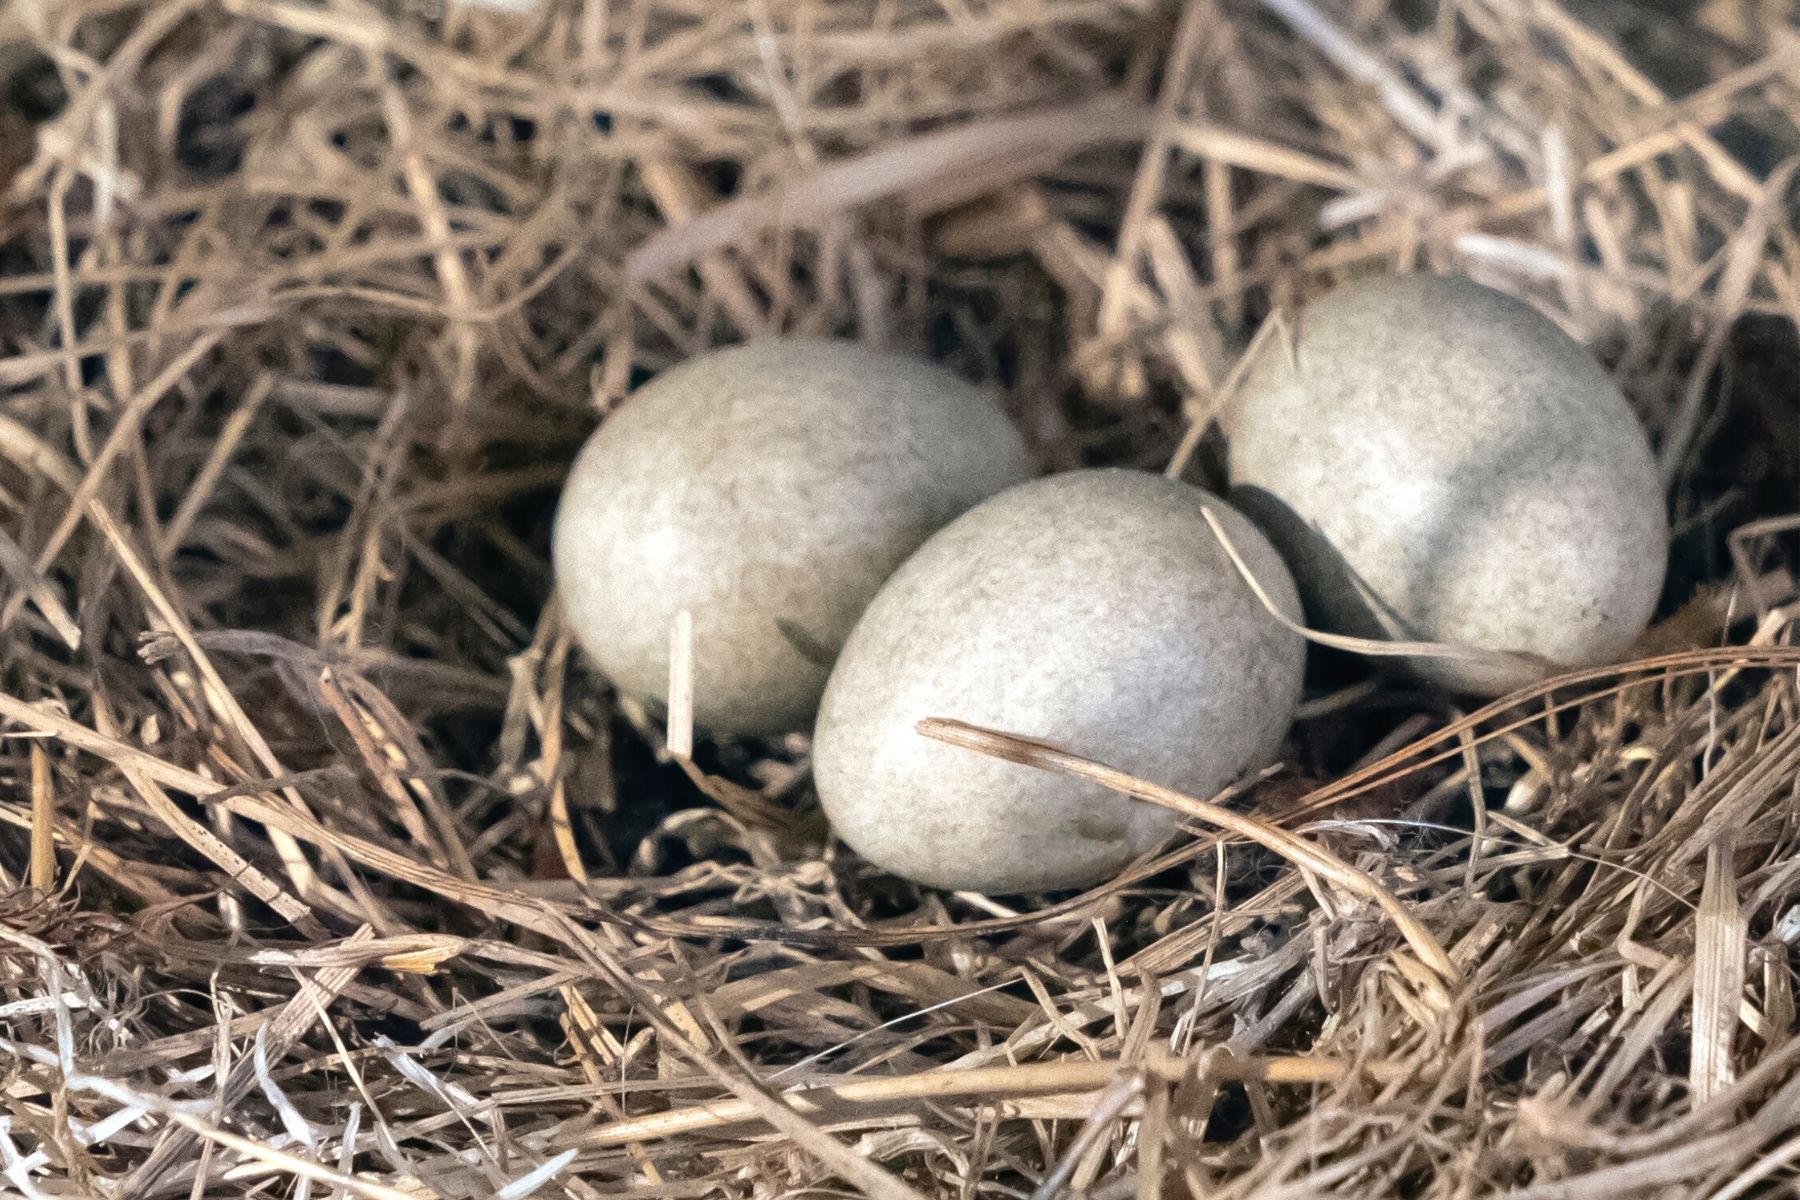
553, 338, 1035, 735
1224, 273, 1667, 695
813, 468, 1306, 894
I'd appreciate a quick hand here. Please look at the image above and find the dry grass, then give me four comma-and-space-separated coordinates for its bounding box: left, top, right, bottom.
0, 0, 1797, 1197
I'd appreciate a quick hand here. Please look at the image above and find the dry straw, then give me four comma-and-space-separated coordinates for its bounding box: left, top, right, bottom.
0, 1, 1796, 1198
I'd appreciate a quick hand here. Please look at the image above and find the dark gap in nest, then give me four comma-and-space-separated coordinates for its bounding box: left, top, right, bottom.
421, 710, 509, 785
585, 731, 820, 881
306, 196, 348, 227
0, 238, 51, 337
1686, 665, 1786, 723
5, 66, 63, 126
1202, 1080, 1257, 1146
924, 289, 1016, 383
1718, 104, 1800, 180
1429, 786, 1484, 839
1681, 315, 1800, 545
307, 341, 381, 390
690, 72, 756, 107
835, 885, 951, 937
351, 1002, 428, 1047
624, 360, 659, 391
326, 114, 393, 170
3, 51, 68, 123
176, 75, 256, 179
437, 171, 509, 216
694, 157, 742, 199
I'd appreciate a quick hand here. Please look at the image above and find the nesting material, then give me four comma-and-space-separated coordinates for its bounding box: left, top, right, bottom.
3, 1, 1795, 1196
814, 469, 1306, 894
553, 339, 1034, 735
1225, 274, 1668, 695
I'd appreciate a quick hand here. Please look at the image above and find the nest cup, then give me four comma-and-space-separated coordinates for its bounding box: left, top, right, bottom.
0, 3, 1795, 1200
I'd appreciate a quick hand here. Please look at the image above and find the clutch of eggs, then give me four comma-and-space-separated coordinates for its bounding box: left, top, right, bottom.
552, 338, 1034, 736
550, 276, 1663, 895
1224, 274, 1667, 695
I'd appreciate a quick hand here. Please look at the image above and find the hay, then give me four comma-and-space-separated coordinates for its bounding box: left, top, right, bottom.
0, 0, 1796, 1196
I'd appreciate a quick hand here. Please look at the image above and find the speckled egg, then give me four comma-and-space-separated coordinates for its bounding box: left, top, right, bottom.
1224, 274, 1667, 695
813, 469, 1306, 894
553, 339, 1035, 736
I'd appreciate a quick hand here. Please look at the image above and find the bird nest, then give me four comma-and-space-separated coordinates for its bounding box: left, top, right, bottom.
0, 1, 1797, 1198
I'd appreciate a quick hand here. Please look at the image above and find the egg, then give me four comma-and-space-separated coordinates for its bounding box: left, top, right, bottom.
553, 339, 1035, 736
1224, 274, 1667, 695
813, 469, 1305, 894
